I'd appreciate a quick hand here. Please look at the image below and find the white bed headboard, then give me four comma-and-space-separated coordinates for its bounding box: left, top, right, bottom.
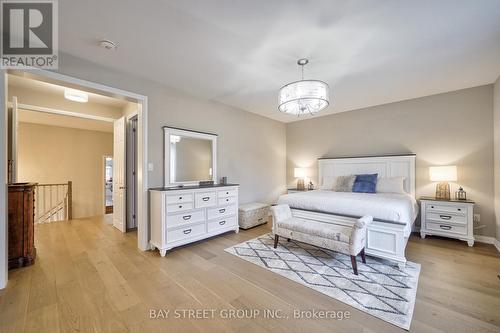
318, 154, 416, 197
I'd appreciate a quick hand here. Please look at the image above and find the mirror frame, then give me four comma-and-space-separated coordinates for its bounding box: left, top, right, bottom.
163, 126, 218, 187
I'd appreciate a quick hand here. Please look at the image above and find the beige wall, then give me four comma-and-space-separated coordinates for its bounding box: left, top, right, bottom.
494, 76, 500, 241
286, 85, 495, 237
57, 54, 287, 205
18, 122, 113, 219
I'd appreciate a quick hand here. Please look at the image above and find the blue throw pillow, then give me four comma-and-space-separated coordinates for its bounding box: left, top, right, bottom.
352, 174, 378, 193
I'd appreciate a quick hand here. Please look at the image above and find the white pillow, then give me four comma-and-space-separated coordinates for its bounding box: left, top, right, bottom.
376, 177, 405, 194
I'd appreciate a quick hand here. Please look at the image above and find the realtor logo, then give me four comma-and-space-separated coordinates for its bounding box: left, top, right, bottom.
1, 0, 58, 68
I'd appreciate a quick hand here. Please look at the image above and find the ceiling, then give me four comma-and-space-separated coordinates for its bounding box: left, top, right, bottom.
59, 0, 500, 122
8, 75, 128, 108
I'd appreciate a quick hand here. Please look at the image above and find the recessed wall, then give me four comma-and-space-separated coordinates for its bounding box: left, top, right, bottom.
286, 85, 495, 237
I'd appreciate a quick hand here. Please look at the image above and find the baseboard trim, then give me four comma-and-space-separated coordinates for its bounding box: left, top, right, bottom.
475, 235, 500, 252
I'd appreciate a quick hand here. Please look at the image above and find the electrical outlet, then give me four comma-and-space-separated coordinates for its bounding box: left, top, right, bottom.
473, 214, 480, 223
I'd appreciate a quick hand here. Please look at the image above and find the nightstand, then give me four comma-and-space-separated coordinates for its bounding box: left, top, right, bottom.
420, 196, 475, 246
287, 188, 310, 194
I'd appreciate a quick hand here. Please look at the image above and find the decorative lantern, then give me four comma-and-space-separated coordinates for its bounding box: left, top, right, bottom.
455, 186, 467, 200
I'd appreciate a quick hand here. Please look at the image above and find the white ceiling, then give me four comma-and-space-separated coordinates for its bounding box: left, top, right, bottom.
59, 0, 500, 122
8, 75, 128, 108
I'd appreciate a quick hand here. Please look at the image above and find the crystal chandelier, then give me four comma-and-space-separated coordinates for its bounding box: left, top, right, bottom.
278, 58, 330, 116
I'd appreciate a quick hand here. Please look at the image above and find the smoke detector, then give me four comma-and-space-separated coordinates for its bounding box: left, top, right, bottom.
99, 39, 117, 50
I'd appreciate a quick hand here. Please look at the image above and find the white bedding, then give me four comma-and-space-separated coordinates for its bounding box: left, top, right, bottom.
278, 190, 418, 234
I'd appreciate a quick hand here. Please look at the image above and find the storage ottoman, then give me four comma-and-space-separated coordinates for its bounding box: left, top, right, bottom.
238, 203, 270, 229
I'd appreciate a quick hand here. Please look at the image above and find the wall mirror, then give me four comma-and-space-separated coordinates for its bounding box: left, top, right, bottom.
164, 127, 217, 186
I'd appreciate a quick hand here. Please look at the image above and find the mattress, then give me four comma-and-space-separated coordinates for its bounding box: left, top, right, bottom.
277, 190, 418, 235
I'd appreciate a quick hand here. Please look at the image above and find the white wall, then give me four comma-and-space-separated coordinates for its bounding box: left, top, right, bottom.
494, 75, 500, 241
0, 70, 7, 289
287, 85, 496, 237
18, 122, 113, 219
57, 53, 287, 205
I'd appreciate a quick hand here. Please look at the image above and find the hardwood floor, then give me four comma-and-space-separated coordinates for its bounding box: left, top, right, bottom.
0, 215, 499, 333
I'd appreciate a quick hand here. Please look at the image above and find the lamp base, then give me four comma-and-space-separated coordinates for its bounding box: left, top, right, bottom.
297, 178, 305, 191
435, 182, 450, 200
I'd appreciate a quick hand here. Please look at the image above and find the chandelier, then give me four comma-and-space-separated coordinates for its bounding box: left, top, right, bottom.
278, 58, 330, 116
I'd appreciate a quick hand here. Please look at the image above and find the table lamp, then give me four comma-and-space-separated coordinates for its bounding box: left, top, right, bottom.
429, 165, 457, 200
294, 168, 306, 190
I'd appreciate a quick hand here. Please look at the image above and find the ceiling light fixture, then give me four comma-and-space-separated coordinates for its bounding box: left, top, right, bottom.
278, 58, 330, 116
64, 88, 88, 103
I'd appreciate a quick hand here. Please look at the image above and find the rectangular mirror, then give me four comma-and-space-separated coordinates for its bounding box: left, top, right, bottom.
164, 127, 217, 186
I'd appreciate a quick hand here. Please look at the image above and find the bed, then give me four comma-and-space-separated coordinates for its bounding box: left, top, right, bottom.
279, 154, 417, 268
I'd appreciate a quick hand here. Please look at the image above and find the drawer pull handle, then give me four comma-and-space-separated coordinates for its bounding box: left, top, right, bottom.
258, 218, 264, 222
439, 215, 452, 220
457, 208, 461, 211
178, 205, 183, 209
226, 199, 229, 202
219, 209, 226, 213
183, 229, 192, 234
202, 197, 210, 201
219, 221, 226, 225
439, 225, 452, 230
226, 192, 229, 194
431, 206, 434, 208
179, 196, 183, 200
182, 215, 191, 220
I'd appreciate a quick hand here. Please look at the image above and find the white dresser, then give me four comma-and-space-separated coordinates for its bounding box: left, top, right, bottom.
150, 184, 239, 256
420, 197, 475, 246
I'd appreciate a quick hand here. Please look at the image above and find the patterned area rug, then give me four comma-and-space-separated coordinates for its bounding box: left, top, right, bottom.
225, 234, 420, 330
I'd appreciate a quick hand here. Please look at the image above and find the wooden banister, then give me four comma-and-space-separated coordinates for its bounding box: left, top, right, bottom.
34, 181, 73, 224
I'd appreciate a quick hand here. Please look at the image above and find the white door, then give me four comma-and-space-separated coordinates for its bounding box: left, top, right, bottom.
10, 96, 18, 183
113, 117, 126, 232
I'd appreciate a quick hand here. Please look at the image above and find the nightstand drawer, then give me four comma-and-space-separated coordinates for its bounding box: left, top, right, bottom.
426, 212, 467, 225
426, 221, 467, 235
426, 203, 467, 215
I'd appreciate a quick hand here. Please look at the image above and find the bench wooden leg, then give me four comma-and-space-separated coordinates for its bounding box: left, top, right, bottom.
360, 248, 366, 264
350, 255, 358, 275
274, 235, 279, 248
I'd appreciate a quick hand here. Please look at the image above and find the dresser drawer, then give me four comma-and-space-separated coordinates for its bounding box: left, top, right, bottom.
207, 216, 237, 233
426, 203, 467, 215
167, 209, 205, 228
426, 221, 467, 235
218, 188, 237, 199
426, 212, 467, 225
194, 191, 217, 208
166, 202, 193, 213
166, 193, 193, 205
218, 196, 237, 206
207, 205, 237, 220
166, 223, 205, 244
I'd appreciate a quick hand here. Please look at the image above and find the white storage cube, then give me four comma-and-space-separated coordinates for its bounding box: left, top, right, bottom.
238, 202, 270, 229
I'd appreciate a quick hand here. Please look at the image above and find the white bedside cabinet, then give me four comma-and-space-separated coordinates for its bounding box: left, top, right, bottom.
420, 197, 475, 246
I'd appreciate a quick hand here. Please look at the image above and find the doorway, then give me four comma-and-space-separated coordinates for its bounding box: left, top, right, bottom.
104, 156, 113, 214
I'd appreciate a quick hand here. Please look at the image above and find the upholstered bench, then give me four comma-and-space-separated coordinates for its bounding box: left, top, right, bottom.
238, 202, 270, 229
270, 204, 372, 275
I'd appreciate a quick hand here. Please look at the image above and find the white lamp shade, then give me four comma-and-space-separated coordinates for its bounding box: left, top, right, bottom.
294, 168, 306, 178
429, 166, 457, 182
278, 80, 329, 115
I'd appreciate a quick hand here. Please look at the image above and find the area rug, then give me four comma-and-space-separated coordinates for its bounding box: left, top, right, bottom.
225, 234, 420, 330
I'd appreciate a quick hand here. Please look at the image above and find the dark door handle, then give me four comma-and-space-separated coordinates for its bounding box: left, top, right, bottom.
439, 225, 452, 230
183, 229, 192, 234
202, 197, 210, 201
439, 215, 452, 220
219, 209, 226, 213
219, 221, 226, 225
182, 215, 191, 220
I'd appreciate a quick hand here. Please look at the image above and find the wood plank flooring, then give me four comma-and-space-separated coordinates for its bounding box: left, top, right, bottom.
0, 215, 499, 333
